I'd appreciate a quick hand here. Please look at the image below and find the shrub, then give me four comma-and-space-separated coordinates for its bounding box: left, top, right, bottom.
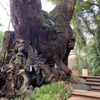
26, 82, 71, 100
92, 67, 100, 76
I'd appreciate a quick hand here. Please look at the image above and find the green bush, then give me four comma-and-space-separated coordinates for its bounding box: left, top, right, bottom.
92, 67, 100, 76
25, 82, 71, 100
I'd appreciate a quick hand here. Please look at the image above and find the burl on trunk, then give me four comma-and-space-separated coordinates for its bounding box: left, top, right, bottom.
0, 0, 76, 98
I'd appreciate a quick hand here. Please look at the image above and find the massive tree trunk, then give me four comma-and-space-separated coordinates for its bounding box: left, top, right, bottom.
0, 0, 76, 98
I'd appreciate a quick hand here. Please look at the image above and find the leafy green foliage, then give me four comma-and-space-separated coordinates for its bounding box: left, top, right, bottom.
71, 0, 100, 75
47, 0, 57, 5
31, 82, 71, 100
92, 66, 100, 76
83, 40, 100, 75
76, 29, 86, 49
0, 31, 4, 50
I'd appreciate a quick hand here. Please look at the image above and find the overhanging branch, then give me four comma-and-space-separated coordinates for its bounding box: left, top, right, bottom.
0, 1, 10, 17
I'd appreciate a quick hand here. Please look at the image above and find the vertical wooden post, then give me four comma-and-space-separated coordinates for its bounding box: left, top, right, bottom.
72, 70, 78, 76
82, 69, 88, 76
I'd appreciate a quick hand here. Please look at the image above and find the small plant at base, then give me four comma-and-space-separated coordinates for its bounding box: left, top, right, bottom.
31, 82, 71, 100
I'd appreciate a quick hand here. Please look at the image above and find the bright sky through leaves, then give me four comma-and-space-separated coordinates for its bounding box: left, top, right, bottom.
0, 0, 55, 32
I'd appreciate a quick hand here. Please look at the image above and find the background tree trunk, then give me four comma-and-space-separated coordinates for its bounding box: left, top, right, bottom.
0, 0, 76, 98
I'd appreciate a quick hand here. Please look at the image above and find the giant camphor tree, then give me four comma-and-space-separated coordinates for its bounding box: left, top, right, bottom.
0, 0, 76, 98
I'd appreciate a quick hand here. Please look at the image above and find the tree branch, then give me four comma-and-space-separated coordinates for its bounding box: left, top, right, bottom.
0, 1, 10, 17
81, 16, 95, 36
87, 2, 100, 9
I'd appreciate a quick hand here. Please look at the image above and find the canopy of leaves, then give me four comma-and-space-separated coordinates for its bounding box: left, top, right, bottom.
71, 0, 100, 75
